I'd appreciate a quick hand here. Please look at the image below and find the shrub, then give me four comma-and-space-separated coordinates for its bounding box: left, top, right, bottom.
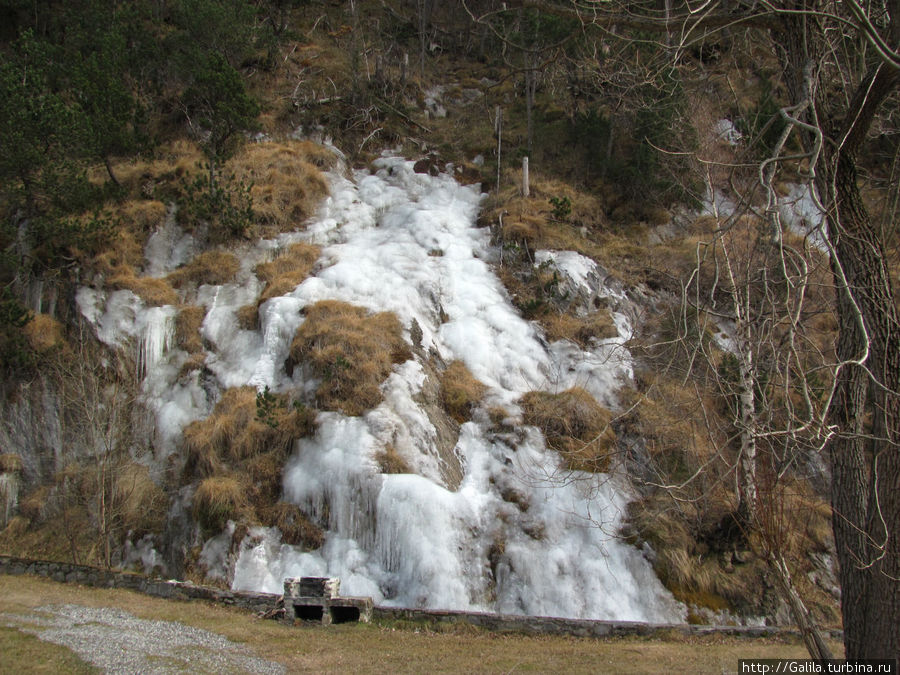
540, 309, 618, 347
114, 462, 166, 535
22, 314, 65, 353
254, 242, 320, 302
193, 476, 246, 534
440, 361, 486, 423
519, 387, 616, 472
235, 304, 259, 331
258, 502, 324, 549
289, 301, 411, 416
168, 250, 239, 288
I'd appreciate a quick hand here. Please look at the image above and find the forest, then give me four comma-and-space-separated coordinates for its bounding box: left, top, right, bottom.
0, 0, 897, 661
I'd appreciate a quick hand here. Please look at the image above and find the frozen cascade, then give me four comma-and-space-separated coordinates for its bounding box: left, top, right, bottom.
232, 157, 683, 622
76, 154, 684, 622
138, 306, 176, 380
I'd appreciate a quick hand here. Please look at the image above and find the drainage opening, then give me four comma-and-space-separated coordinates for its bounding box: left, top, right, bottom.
294, 604, 324, 622
330, 606, 361, 624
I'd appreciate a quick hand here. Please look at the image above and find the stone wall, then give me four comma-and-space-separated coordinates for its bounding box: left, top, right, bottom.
0, 554, 841, 641
0, 555, 275, 614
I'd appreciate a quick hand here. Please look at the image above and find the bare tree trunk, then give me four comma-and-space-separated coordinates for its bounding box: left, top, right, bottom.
770, 554, 834, 660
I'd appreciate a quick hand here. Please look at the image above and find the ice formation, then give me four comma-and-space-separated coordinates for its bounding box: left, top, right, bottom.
79, 154, 685, 623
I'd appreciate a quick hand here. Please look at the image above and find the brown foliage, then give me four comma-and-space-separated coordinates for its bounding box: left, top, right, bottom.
226, 141, 333, 233
375, 445, 412, 474
255, 242, 320, 302
289, 301, 411, 416
439, 361, 486, 423
108, 269, 179, 306
175, 305, 206, 354
23, 314, 66, 353
519, 387, 616, 473
183, 387, 315, 478
168, 250, 240, 288
193, 476, 247, 534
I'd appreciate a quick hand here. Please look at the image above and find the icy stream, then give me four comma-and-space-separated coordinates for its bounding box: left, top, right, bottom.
78, 155, 684, 622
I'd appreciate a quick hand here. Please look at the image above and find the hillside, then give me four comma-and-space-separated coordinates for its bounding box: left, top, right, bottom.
1, 0, 898, 648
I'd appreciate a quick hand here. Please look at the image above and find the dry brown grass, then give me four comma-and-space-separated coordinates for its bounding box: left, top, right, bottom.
439, 361, 486, 423
255, 242, 320, 302
117, 199, 167, 233
540, 309, 618, 346
621, 380, 722, 471
104, 139, 205, 194
482, 174, 607, 259
375, 445, 412, 474
289, 301, 411, 416
193, 476, 247, 534
183, 387, 315, 478
226, 141, 333, 233
257, 501, 324, 549
519, 388, 616, 473
22, 314, 65, 353
235, 304, 259, 331
175, 305, 206, 354
0, 454, 23, 474
114, 462, 166, 536
107, 268, 179, 306
168, 250, 240, 288
91, 230, 144, 277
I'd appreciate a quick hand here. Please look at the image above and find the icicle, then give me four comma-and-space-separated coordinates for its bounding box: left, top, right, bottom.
137, 307, 175, 380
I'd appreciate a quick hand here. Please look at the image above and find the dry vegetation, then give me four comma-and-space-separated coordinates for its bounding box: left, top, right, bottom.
174, 304, 206, 355
375, 445, 412, 474
22, 314, 66, 353
181, 385, 321, 554
254, 242, 320, 302
193, 476, 247, 534
439, 360, 486, 423
0, 454, 23, 474
168, 250, 240, 288
289, 300, 411, 416
183, 386, 313, 477
226, 140, 334, 233
519, 388, 616, 473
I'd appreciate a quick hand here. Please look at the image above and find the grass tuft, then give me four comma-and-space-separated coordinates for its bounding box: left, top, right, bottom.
226, 141, 333, 233
289, 300, 411, 416
193, 476, 247, 534
375, 445, 412, 474
168, 250, 240, 288
175, 305, 206, 354
255, 242, 320, 302
520, 387, 616, 473
439, 361, 486, 423
0, 453, 24, 473
22, 314, 66, 353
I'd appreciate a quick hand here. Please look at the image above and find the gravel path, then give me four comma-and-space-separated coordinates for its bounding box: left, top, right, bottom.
2, 604, 285, 674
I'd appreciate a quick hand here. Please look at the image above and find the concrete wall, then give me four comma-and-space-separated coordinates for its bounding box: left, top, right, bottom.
0, 554, 841, 641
